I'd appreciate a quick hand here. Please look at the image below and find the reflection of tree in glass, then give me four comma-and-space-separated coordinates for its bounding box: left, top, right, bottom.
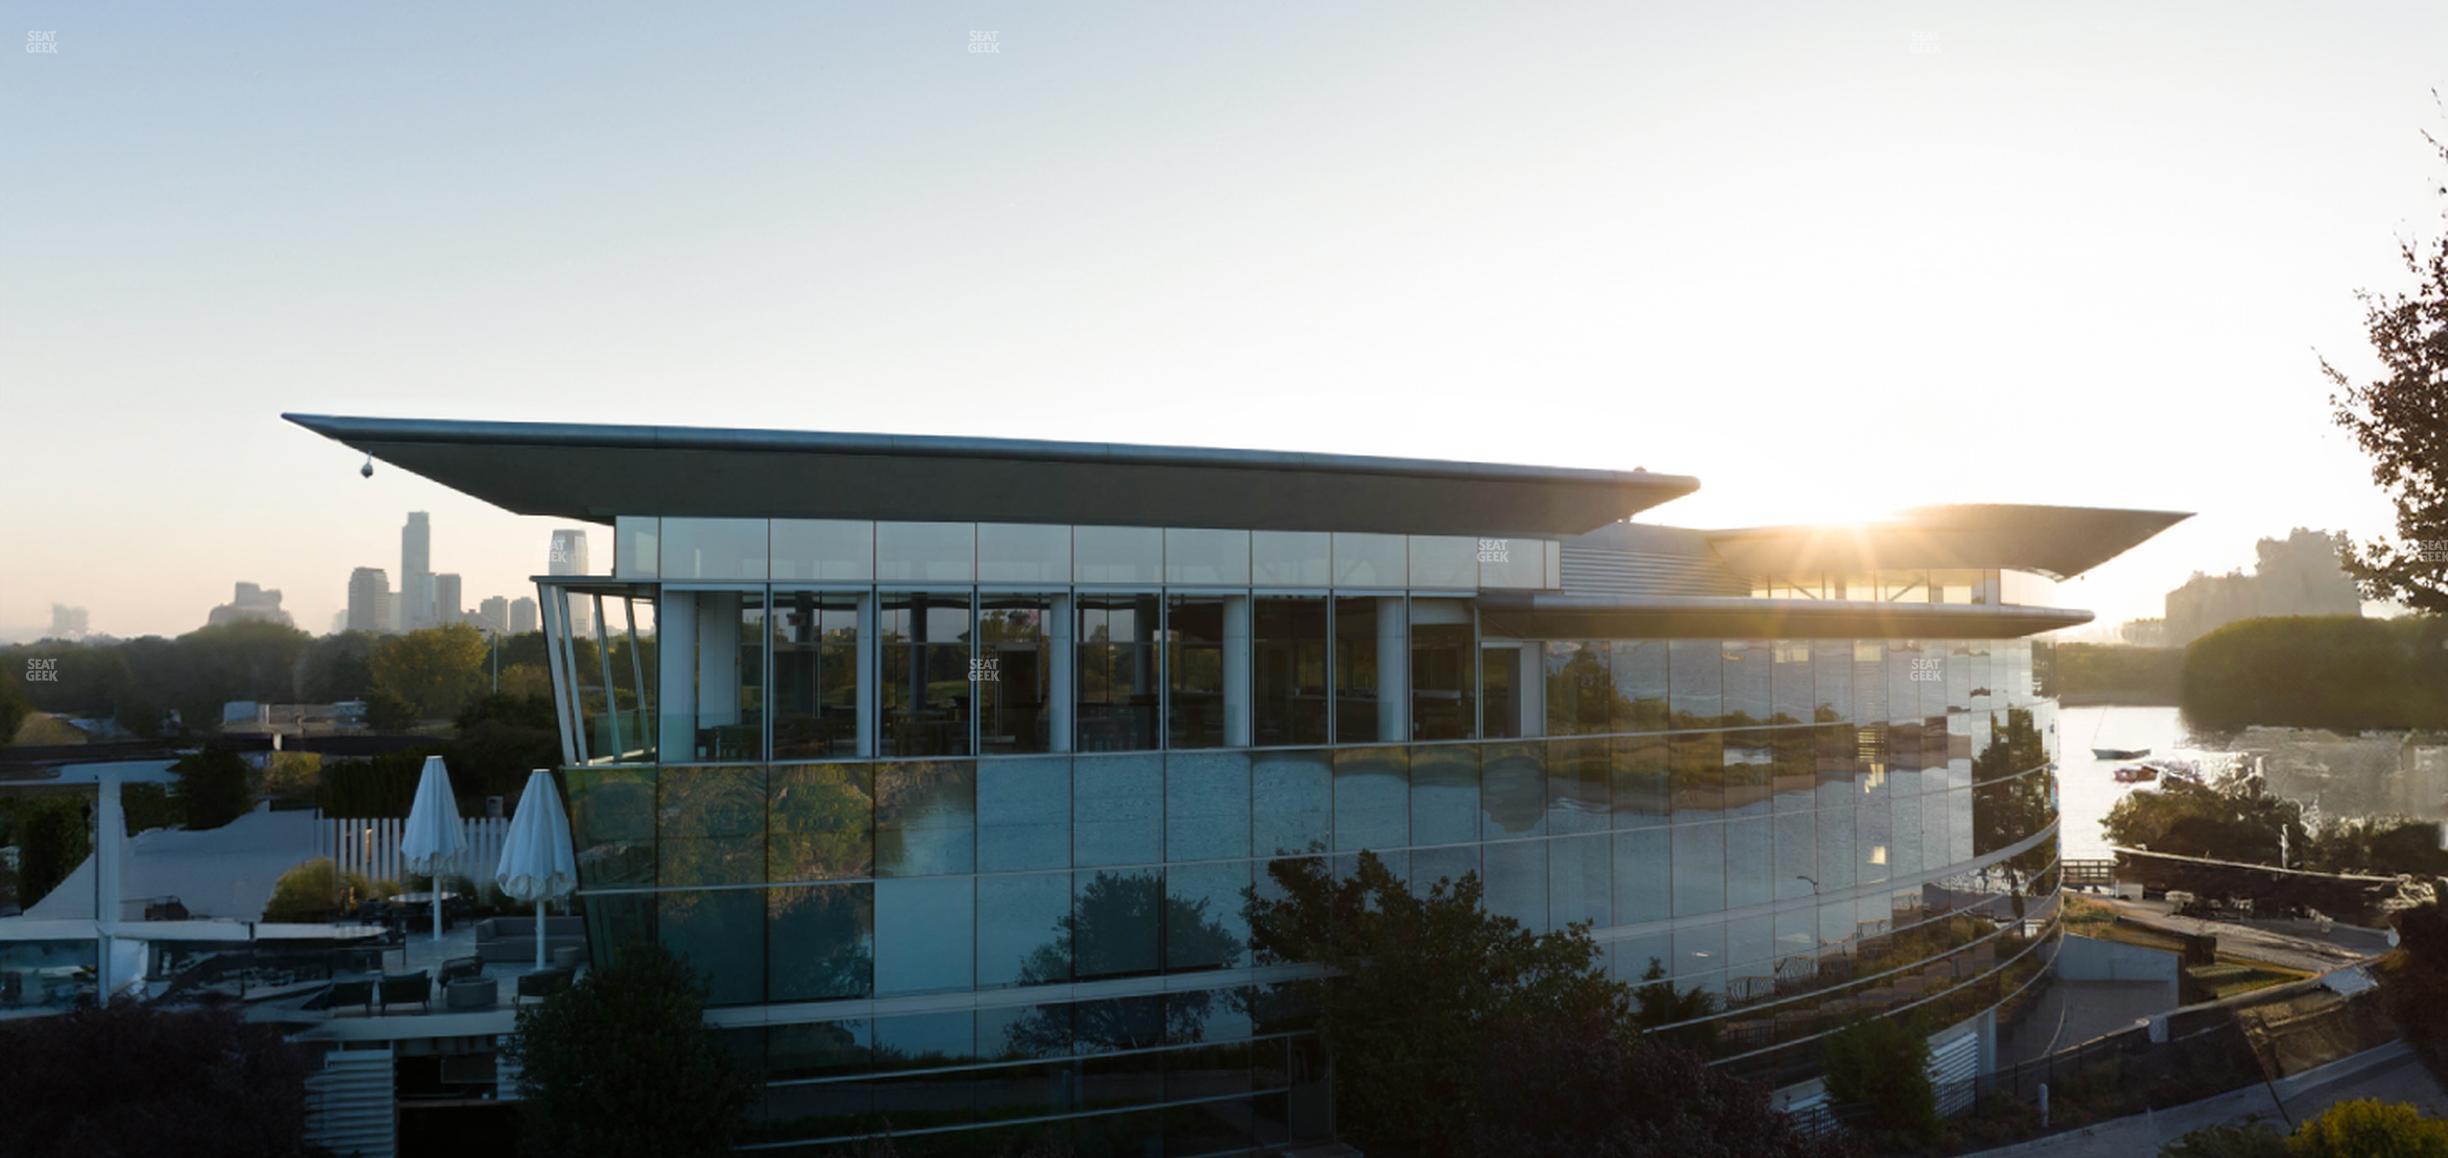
768, 765, 873, 881
998, 871, 1245, 1057
1631, 958, 1720, 1055
1973, 709, 2057, 911
767, 885, 872, 1001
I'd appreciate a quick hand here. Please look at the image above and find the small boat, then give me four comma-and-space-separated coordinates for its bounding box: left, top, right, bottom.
2093, 747, 2151, 760
2113, 765, 2158, 784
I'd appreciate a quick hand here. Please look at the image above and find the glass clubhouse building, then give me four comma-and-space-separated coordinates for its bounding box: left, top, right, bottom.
290, 414, 2185, 1156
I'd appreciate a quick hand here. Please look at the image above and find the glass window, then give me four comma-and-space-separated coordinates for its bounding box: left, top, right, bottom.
1478, 537, 1544, 589
1333, 598, 1388, 744
1724, 640, 1772, 726
1725, 818, 1771, 908
1331, 533, 1405, 587
1853, 642, 1887, 727
1892, 796, 1924, 877
1331, 746, 1409, 853
1881, 570, 1931, 603
1407, 536, 1477, 588
1075, 525, 1163, 584
879, 593, 972, 758
1254, 597, 1329, 746
1408, 599, 1475, 741
977, 871, 1074, 988
1482, 839, 1549, 932
683, 592, 765, 762
1673, 923, 1723, 978
771, 520, 875, 582
1858, 797, 1892, 885
1252, 749, 1331, 856
1075, 753, 1163, 867
1165, 528, 1251, 585
1078, 595, 1161, 751
1166, 751, 1251, 862
976, 523, 1070, 584
1672, 823, 1726, 916
1074, 868, 1163, 979
1549, 834, 1610, 929
1934, 569, 1983, 606
1669, 640, 1723, 727
874, 878, 975, 996
1613, 827, 1672, 923
875, 760, 975, 876
1481, 645, 1522, 739
567, 766, 657, 888
1608, 640, 1669, 732
875, 522, 974, 583
1478, 740, 1546, 839
1543, 640, 1608, 736
1546, 737, 1610, 834
1164, 861, 1252, 971
1772, 642, 1814, 725
660, 517, 768, 581
977, 595, 1054, 754
1408, 744, 1479, 846
1669, 732, 1723, 819
771, 592, 858, 759
1251, 531, 1330, 587
769, 883, 873, 1001
1410, 844, 1480, 899
1611, 734, 1669, 828
1773, 727, 1816, 810
1167, 596, 1228, 750
660, 887, 762, 1005
660, 766, 765, 887
615, 516, 659, 580
977, 756, 1070, 873
769, 764, 874, 882
1812, 641, 1852, 722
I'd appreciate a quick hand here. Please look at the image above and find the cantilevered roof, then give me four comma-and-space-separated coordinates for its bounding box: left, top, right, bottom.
1704, 503, 2191, 581
283, 414, 1700, 536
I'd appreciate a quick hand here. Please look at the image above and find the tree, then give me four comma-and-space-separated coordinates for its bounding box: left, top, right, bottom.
0, 1003, 317, 1157
2289, 1098, 2448, 1157
508, 942, 757, 1158
2325, 115, 2448, 616
370, 624, 489, 722
1631, 957, 1721, 1054
262, 858, 379, 921
16, 793, 90, 909
2385, 899, 2448, 1078
2102, 769, 2309, 866
0, 674, 29, 743
171, 743, 253, 829
1822, 1016, 1940, 1150
2161, 1123, 2290, 1158
363, 685, 417, 732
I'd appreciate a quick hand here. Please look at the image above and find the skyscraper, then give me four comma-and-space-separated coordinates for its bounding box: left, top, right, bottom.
434, 573, 463, 628
476, 595, 510, 636
549, 528, 591, 636
346, 567, 390, 633
509, 596, 538, 635
207, 582, 294, 628
401, 512, 435, 631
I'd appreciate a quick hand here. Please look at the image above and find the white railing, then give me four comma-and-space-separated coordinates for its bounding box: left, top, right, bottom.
327, 815, 511, 900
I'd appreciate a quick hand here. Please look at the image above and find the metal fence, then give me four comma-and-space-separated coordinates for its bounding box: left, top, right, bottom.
327, 815, 511, 900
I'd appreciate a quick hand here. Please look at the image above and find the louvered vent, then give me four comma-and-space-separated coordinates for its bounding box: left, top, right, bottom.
1558, 544, 1751, 598
305, 1046, 397, 1158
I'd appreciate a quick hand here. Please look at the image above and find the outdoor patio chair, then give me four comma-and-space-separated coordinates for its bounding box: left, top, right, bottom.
378, 971, 432, 1014
515, 967, 571, 1003
322, 977, 375, 1014
438, 956, 484, 985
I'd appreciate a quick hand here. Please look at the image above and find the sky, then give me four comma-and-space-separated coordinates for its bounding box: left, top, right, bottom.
3, 1, 2443, 641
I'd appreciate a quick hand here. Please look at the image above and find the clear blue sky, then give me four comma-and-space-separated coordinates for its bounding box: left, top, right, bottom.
4, 1, 2443, 638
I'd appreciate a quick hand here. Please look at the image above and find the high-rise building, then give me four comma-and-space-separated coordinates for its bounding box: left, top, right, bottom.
434, 573, 463, 628
401, 512, 435, 631
207, 582, 295, 628
47, 604, 89, 640
476, 595, 511, 637
509, 596, 538, 635
345, 567, 390, 633
549, 528, 591, 636
295, 412, 2194, 1154
331, 610, 348, 636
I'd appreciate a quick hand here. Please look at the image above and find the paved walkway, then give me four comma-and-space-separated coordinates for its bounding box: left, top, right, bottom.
1968, 1040, 2448, 1157
2102, 898, 2389, 974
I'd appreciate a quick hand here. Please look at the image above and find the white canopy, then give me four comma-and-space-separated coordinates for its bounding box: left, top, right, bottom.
399, 755, 467, 942
399, 755, 468, 875
495, 770, 577, 906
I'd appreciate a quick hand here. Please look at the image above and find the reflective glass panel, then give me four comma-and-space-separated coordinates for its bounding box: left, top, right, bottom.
771, 519, 875, 582
1074, 868, 1163, 979
1407, 743, 1479, 846
1251, 531, 1330, 587
1165, 861, 1252, 971
1251, 749, 1331, 856
1478, 740, 1546, 839
660, 517, 768, 581
875, 760, 976, 876
768, 764, 874, 882
1075, 753, 1163, 867
879, 593, 972, 758
1407, 536, 1478, 588
875, 522, 974, 583
660, 887, 763, 1005
1078, 594, 1161, 752
977, 871, 1074, 988
1669, 640, 1723, 727
1075, 526, 1163, 584
1165, 751, 1251, 862
976, 756, 1070, 873
1610, 639, 1669, 732
1725, 817, 1771, 908
1549, 834, 1610, 928
1546, 737, 1610, 834
1253, 597, 1329, 746
1614, 827, 1672, 923
1724, 640, 1772, 725
1544, 639, 1612, 736
771, 592, 858, 759
1611, 734, 1669, 829
1672, 823, 1726, 916
769, 883, 873, 1001
659, 766, 765, 887
1332, 597, 1391, 744
1165, 528, 1251, 585
976, 523, 1070, 584
1331, 532, 1405, 587
1409, 598, 1475, 741
1167, 596, 1228, 750
977, 595, 1054, 754
1331, 746, 1409, 853
1482, 839, 1548, 932
873, 878, 974, 996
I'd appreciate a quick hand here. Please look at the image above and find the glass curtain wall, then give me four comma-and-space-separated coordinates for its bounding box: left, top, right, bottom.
1077, 595, 1160, 751
1253, 597, 1328, 746
880, 593, 972, 757
978, 595, 1055, 754
772, 592, 857, 759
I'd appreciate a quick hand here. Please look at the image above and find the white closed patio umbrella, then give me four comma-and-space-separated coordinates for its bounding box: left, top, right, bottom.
495, 769, 578, 971
399, 755, 467, 943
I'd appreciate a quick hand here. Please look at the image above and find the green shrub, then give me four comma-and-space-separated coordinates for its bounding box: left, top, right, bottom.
2289, 1098, 2448, 1157
261, 858, 376, 922
1822, 1016, 1940, 1150
2163, 1122, 2289, 1158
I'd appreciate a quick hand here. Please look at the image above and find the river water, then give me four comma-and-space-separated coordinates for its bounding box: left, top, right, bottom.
2055, 704, 2238, 860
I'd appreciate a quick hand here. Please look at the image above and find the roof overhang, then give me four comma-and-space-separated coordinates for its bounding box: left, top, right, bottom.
1704, 504, 2191, 581
285, 414, 1699, 536
1480, 593, 2091, 640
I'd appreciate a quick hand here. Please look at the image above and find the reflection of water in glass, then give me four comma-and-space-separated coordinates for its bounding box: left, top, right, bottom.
2056, 705, 2240, 859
